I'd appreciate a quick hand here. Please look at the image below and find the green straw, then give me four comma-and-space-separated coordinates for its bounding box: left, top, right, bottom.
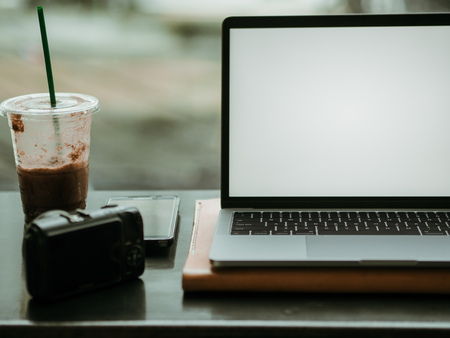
37, 6, 56, 108
37, 5, 61, 149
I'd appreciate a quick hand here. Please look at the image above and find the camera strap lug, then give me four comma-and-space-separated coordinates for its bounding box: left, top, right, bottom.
61, 214, 84, 223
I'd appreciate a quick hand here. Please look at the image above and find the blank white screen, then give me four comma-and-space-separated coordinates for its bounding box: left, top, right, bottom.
229, 26, 450, 197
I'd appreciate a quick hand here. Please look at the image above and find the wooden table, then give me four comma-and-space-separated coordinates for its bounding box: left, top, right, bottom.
2, 190, 450, 337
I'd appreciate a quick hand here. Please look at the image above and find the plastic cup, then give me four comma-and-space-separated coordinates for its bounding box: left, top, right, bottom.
0, 93, 99, 223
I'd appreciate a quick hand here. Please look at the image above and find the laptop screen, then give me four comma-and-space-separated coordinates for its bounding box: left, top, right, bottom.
224, 15, 450, 203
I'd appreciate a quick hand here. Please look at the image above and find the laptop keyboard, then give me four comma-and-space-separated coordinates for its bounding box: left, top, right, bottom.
231, 211, 450, 236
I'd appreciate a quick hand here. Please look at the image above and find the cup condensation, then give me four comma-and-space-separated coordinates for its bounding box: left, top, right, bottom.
0, 93, 99, 222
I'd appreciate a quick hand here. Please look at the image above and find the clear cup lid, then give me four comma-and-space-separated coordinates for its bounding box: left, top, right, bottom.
0, 93, 100, 119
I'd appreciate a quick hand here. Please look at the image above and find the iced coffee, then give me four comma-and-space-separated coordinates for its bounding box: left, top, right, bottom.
0, 93, 99, 223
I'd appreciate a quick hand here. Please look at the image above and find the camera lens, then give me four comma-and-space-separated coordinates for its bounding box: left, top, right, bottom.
126, 245, 144, 268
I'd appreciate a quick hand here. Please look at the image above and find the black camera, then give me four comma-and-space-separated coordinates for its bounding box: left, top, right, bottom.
23, 205, 145, 301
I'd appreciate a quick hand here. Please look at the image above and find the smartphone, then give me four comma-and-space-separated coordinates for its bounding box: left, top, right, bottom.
106, 196, 180, 248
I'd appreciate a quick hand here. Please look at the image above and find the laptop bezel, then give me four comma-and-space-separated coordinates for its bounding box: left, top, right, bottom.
221, 13, 450, 209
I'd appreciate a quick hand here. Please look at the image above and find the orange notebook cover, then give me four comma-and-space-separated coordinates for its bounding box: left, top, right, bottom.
182, 198, 450, 293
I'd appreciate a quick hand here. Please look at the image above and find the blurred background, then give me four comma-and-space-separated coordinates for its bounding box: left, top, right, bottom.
1, 0, 449, 191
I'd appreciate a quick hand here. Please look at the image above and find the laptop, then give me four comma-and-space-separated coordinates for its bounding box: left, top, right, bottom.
209, 13, 450, 267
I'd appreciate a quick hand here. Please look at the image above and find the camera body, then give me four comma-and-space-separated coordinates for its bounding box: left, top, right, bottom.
24, 205, 145, 301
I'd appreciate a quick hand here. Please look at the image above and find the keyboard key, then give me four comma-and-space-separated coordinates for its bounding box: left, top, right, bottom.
286, 221, 302, 227
358, 212, 371, 220
251, 230, 271, 235
398, 227, 420, 235
417, 212, 427, 219
293, 230, 316, 235
321, 230, 361, 235
421, 230, 447, 236
356, 229, 379, 235
346, 221, 365, 227
366, 222, 386, 227
305, 221, 326, 227
232, 227, 251, 231
300, 212, 309, 219
327, 222, 343, 227
317, 227, 339, 234
323, 217, 341, 223
279, 224, 296, 230
336, 224, 357, 230
232, 223, 259, 228
262, 212, 280, 221
295, 225, 315, 232
377, 212, 388, 218
267, 221, 284, 227
310, 211, 320, 219
419, 226, 440, 232
427, 221, 445, 227
273, 230, 290, 235
231, 230, 250, 235
386, 221, 408, 227
234, 212, 254, 219
376, 229, 401, 234
278, 212, 287, 219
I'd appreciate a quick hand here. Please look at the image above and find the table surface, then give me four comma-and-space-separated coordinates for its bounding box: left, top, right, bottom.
2, 190, 450, 338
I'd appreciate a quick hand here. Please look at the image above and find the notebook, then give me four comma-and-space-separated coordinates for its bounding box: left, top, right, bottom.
209, 13, 450, 267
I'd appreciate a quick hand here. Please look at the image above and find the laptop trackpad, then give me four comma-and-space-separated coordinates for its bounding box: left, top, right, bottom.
306, 236, 450, 263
